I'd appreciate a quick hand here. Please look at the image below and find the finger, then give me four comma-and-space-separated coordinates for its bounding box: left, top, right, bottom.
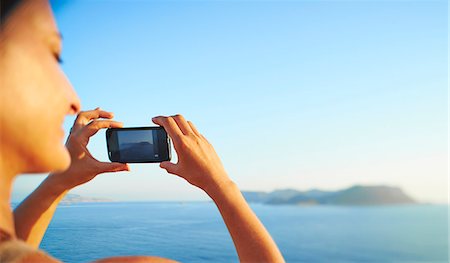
97, 162, 130, 173
152, 116, 183, 142
81, 120, 123, 139
187, 121, 201, 137
74, 107, 114, 127
171, 114, 193, 135
160, 161, 179, 175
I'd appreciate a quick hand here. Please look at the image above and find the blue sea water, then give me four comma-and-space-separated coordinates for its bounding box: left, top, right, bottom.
39, 202, 448, 263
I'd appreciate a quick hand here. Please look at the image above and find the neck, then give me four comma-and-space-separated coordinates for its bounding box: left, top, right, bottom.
0, 149, 18, 239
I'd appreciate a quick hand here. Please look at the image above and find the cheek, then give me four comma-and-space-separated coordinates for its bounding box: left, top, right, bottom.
2, 40, 72, 173
24, 67, 72, 172
21, 66, 65, 138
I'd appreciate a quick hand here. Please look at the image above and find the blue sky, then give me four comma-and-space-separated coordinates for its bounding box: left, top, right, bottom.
13, 0, 448, 203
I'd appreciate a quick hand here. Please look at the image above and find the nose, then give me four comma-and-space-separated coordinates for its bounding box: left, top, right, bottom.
62, 74, 81, 115
68, 88, 81, 115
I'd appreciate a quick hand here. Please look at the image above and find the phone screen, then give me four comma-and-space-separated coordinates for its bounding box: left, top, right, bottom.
106, 127, 171, 163
118, 129, 158, 160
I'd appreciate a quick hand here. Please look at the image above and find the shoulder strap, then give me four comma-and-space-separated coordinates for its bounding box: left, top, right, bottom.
0, 239, 61, 263
0, 229, 12, 243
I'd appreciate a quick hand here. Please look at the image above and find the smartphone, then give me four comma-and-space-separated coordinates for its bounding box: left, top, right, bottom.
106, 127, 171, 163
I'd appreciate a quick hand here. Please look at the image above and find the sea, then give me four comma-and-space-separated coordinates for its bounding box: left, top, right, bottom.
38, 202, 448, 263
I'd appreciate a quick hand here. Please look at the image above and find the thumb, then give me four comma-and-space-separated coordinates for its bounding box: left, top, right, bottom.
160, 161, 178, 174
99, 162, 130, 173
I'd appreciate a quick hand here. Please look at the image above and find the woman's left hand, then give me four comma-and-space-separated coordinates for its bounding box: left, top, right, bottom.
48, 107, 129, 191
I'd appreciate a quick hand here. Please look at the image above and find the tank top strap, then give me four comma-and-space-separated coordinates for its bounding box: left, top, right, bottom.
0, 229, 11, 243
0, 237, 61, 263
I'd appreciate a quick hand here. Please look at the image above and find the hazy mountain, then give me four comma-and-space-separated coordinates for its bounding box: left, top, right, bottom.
242, 185, 416, 206
60, 185, 416, 206
61, 194, 113, 205
319, 185, 416, 205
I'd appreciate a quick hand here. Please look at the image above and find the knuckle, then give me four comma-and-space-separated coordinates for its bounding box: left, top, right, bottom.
166, 116, 175, 123
159, 117, 172, 128
192, 136, 202, 145
86, 120, 97, 127
160, 117, 168, 125
87, 120, 104, 130
172, 114, 184, 121
178, 137, 189, 148
189, 131, 199, 138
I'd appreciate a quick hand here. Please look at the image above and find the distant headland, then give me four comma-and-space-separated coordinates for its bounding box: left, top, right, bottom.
61, 185, 417, 206
242, 185, 417, 206
61, 194, 113, 205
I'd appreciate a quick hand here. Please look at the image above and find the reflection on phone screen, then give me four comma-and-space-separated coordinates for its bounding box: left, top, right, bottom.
117, 130, 159, 161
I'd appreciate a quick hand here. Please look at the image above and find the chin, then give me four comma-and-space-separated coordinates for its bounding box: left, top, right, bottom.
25, 145, 71, 174
49, 146, 72, 172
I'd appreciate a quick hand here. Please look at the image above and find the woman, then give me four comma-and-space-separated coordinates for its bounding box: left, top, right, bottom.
0, 0, 285, 262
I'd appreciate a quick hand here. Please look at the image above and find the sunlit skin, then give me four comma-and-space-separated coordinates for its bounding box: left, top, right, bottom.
0, 0, 81, 241
0, 0, 285, 262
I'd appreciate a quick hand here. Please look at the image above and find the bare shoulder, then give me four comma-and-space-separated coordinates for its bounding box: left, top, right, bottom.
16, 252, 62, 262
0, 239, 61, 263
93, 256, 179, 263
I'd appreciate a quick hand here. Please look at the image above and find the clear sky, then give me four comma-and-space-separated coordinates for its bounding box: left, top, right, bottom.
12, 0, 448, 203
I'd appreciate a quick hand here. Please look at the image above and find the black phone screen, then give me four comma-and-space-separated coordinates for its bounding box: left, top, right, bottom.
106, 127, 171, 163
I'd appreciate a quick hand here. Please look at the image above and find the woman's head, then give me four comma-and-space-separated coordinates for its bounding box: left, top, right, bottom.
0, 0, 81, 174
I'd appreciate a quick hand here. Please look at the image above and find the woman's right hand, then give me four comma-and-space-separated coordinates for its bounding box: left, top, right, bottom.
154, 115, 285, 263
152, 115, 233, 195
